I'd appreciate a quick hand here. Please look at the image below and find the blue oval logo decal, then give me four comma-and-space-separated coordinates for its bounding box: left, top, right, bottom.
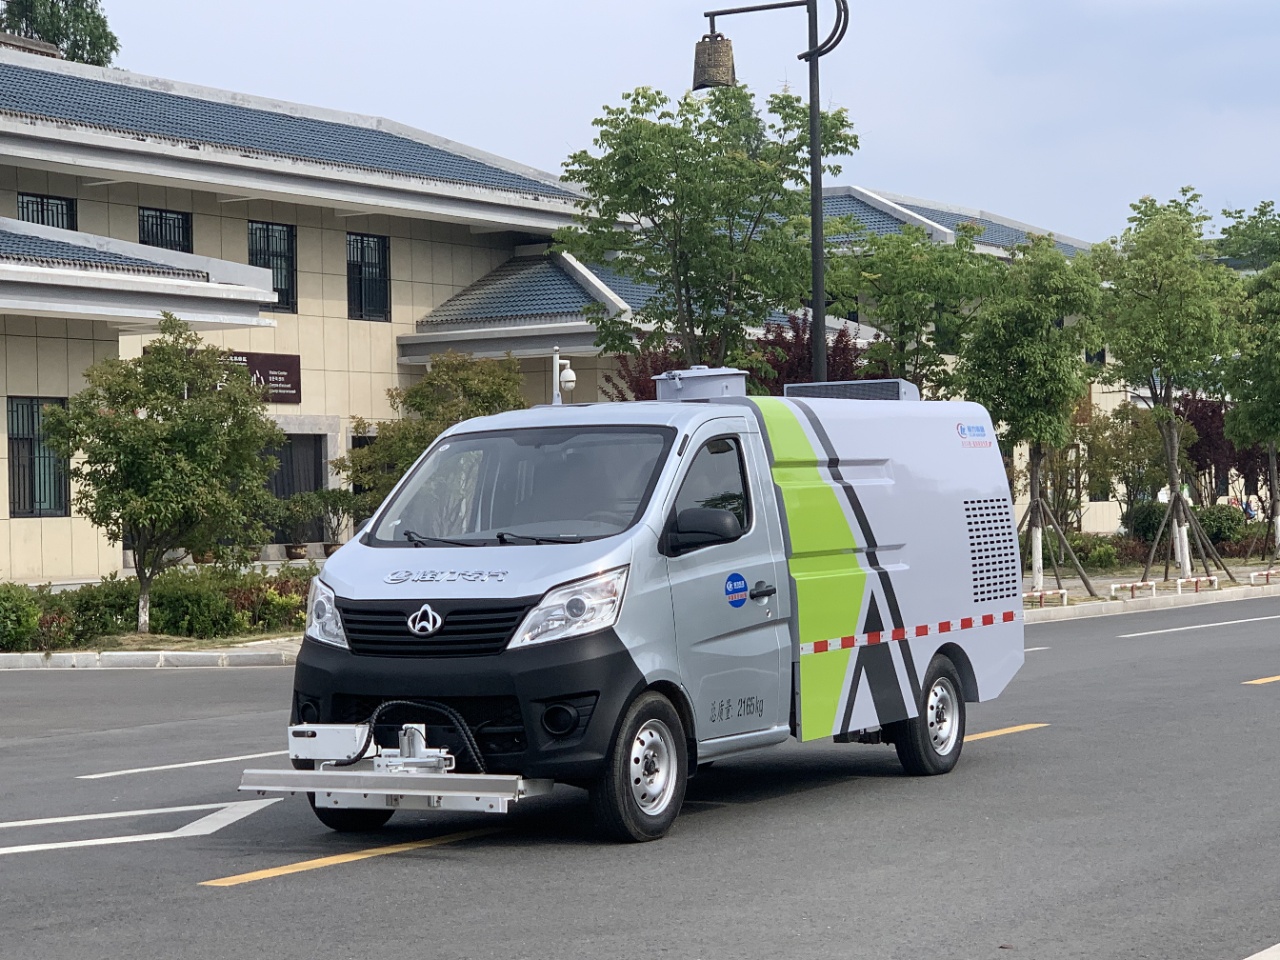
725, 573, 749, 608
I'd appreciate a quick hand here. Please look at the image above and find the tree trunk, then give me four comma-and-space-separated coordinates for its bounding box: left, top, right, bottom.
137, 579, 151, 635
1269, 442, 1280, 565
1029, 442, 1044, 592
1159, 420, 1193, 578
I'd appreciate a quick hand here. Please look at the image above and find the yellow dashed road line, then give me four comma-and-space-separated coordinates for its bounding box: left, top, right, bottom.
965, 723, 1050, 742
201, 827, 503, 887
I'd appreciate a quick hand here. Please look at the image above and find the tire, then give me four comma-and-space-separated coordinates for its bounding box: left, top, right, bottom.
892, 654, 966, 776
590, 691, 688, 842
307, 793, 395, 832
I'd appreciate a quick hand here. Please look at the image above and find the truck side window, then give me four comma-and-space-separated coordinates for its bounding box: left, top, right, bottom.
674, 437, 749, 530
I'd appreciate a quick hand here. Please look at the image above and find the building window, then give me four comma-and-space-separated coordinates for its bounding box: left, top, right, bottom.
248, 221, 297, 313
7, 398, 70, 519
347, 232, 390, 321
18, 193, 77, 230
1086, 347, 1107, 366
266, 434, 325, 543
138, 208, 193, 253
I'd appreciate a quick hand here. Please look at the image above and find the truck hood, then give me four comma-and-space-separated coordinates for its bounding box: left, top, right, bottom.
318, 533, 640, 603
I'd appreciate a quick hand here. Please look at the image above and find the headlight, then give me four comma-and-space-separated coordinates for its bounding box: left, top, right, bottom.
306, 578, 348, 649
509, 567, 629, 650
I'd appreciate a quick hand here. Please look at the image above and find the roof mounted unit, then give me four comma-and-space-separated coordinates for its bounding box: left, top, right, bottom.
653, 366, 747, 401
784, 379, 921, 401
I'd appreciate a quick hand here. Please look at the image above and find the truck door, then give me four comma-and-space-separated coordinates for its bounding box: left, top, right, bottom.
664, 421, 790, 740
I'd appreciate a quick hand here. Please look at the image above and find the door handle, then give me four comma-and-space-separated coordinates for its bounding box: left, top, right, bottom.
749, 583, 777, 600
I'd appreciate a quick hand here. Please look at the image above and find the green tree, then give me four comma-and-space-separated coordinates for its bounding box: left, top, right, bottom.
1090, 188, 1244, 576
957, 235, 1101, 588
1220, 200, 1280, 271
1225, 263, 1280, 561
0, 0, 118, 65
333, 352, 526, 509
1078, 402, 1185, 526
831, 222, 997, 397
556, 85, 857, 366
42, 314, 284, 633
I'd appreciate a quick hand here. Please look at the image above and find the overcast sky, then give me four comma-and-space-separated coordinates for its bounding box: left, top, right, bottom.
103, 0, 1278, 245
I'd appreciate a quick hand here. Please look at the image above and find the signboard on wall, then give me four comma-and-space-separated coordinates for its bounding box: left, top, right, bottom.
224, 352, 301, 404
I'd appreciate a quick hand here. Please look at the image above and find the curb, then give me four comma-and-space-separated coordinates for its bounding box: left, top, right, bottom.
0, 643, 300, 670
1025, 582, 1280, 623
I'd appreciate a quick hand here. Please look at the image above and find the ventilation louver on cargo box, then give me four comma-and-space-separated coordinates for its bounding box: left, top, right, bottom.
784, 379, 921, 401
963, 498, 1020, 602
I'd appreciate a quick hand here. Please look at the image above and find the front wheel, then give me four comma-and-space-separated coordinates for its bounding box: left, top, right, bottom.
891, 655, 966, 776
307, 793, 395, 832
590, 691, 688, 842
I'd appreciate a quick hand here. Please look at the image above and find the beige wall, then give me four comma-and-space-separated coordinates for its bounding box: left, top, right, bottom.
0, 316, 120, 581
1, 162, 528, 582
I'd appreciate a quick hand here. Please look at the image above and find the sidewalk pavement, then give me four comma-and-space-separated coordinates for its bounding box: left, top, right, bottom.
3, 565, 1278, 669
0, 636, 301, 670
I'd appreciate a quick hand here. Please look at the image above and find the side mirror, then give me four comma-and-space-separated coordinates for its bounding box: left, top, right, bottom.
667, 507, 742, 555
355, 518, 371, 535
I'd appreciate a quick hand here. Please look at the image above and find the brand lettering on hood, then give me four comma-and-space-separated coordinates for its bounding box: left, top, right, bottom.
385, 570, 509, 585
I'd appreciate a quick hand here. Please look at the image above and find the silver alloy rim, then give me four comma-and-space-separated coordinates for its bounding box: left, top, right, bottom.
629, 718, 677, 816
927, 677, 960, 755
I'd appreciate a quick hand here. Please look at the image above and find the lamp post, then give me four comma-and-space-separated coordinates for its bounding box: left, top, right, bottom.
693, 0, 849, 383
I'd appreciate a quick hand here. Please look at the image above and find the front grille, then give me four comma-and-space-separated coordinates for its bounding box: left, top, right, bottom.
337, 598, 535, 657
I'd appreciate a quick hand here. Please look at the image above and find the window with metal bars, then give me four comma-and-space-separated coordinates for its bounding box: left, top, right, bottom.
248, 221, 296, 313
7, 397, 69, 519
347, 232, 390, 321
18, 193, 77, 230
138, 208, 192, 253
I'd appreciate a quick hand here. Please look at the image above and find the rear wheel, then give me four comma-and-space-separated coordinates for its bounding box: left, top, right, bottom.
307, 793, 395, 832
590, 691, 687, 842
892, 655, 966, 776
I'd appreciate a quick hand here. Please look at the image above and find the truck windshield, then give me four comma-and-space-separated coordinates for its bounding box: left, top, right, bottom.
369, 425, 676, 547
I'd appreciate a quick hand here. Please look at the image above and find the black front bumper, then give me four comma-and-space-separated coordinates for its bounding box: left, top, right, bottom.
292, 629, 645, 782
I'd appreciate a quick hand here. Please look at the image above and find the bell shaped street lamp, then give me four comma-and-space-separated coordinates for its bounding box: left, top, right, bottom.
693, 0, 850, 383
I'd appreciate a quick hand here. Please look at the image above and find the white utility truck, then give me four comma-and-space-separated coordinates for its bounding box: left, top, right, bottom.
241, 370, 1024, 841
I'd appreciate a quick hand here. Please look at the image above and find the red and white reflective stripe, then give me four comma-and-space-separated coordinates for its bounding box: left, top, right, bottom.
799, 609, 1018, 656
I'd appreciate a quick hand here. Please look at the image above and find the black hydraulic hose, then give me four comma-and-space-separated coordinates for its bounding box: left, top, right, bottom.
332, 699, 487, 774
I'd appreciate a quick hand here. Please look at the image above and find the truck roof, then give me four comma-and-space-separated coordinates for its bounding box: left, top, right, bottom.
444, 401, 729, 436
446, 395, 992, 439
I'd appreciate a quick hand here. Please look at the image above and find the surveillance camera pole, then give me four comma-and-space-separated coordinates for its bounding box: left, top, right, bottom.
552, 346, 563, 405
551, 346, 575, 405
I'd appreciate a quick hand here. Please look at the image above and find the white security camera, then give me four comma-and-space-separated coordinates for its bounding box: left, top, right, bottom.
559, 366, 577, 392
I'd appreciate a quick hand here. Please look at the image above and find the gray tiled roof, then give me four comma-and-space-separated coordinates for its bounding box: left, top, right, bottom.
585, 262, 659, 311
0, 61, 576, 200
423, 257, 595, 326
0, 228, 208, 280
823, 193, 907, 237
897, 202, 1085, 256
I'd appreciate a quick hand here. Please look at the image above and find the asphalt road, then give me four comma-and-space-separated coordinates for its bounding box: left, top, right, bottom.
2, 599, 1279, 960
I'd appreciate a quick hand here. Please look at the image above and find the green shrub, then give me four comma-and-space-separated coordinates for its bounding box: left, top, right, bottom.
1124, 501, 1168, 542
1194, 503, 1246, 545
1085, 543, 1119, 569
0, 583, 41, 650
67, 576, 138, 640
149, 569, 238, 638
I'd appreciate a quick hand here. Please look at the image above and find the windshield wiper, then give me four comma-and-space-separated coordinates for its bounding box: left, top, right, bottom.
403, 530, 484, 548
494, 531, 588, 545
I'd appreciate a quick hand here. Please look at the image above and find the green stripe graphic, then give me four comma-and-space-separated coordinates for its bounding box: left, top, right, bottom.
751, 397, 869, 739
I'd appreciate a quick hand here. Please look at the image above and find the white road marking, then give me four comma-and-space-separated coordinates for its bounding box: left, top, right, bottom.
1243, 943, 1280, 959
1024, 646, 1050, 652
0, 799, 279, 856
1117, 614, 1280, 639
76, 750, 287, 780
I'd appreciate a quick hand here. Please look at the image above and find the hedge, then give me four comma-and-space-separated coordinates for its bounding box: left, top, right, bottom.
0, 564, 315, 652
